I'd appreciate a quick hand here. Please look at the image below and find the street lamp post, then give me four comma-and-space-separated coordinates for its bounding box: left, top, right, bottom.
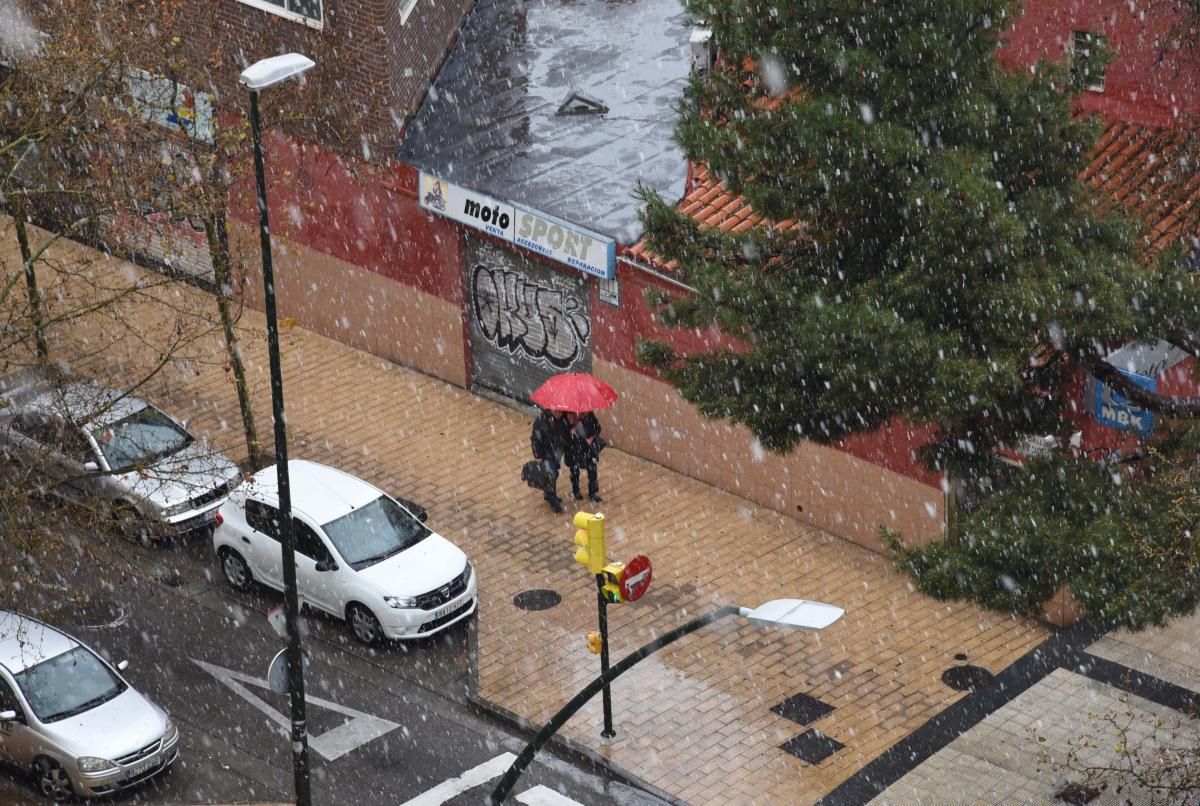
239, 52, 316, 806
488, 599, 844, 804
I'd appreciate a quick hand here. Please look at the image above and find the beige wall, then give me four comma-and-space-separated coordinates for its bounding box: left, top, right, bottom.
595, 359, 945, 553
230, 220, 466, 387
230, 216, 942, 552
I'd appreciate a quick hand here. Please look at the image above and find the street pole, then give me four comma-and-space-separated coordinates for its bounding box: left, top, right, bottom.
595, 573, 615, 738
246, 85, 311, 806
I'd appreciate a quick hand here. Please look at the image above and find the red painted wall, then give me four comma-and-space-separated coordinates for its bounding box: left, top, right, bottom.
593, 259, 730, 376
229, 131, 462, 303
1000, 0, 1200, 127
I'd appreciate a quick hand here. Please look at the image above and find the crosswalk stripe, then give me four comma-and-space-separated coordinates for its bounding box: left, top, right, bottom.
515, 784, 585, 805
398, 753, 517, 806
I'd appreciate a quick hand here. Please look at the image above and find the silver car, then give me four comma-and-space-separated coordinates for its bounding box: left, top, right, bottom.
0, 368, 241, 536
0, 611, 180, 800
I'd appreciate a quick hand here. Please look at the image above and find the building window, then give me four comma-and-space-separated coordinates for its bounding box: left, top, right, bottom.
1070, 30, 1106, 92
236, 0, 323, 28
398, 0, 420, 25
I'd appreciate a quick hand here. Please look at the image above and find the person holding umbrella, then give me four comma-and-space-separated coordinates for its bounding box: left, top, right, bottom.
566, 411, 603, 502
530, 407, 570, 513
528, 373, 618, 513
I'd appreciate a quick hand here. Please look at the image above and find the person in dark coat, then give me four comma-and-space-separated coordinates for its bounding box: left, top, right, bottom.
530, 408, 570, 513
566, 411, 603, 502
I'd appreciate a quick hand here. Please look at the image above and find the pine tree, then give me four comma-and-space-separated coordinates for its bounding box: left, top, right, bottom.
638, 0, 1200, 628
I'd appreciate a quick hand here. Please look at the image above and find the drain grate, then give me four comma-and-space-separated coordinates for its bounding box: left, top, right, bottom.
941, 664, 995, 691
780, 729, 844, 764
512, 589, 562, 612
771, 692, 834, 726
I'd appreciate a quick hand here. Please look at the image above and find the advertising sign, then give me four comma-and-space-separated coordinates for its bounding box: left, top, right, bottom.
125, 68, 215, 143
420, 172, 616, 279
1092, 369, 1155, 436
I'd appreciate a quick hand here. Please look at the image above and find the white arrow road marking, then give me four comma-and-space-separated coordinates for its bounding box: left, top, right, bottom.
516, 785, 585, 805
398, 753, 516, 806
191, 658, 399, 761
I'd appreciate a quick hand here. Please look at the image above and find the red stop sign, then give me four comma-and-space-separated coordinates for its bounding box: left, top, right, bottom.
619, 555, 653, 602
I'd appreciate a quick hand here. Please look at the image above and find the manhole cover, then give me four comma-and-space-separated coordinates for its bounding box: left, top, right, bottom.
771, 692, 835, 726
779, 729, 845, 764
513, 589, 561, 612
941, 665, 995, 691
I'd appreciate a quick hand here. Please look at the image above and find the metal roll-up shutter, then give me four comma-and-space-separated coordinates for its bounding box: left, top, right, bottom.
465, 236, 591, 402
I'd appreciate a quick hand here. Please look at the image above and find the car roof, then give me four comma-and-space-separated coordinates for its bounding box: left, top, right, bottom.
0, 367, 147, 427
247, 460, 384, 526
0, 611, 79, 675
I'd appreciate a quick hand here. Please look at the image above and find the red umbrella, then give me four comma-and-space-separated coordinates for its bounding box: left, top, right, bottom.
530, 373, 618, 412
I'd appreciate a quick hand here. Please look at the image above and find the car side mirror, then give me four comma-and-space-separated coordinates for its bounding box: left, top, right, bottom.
0, 710, 16, 721
83, 461, 99, 472
116, 660, 129, 672
396, 497, 428, 523
315, 559, 338, 573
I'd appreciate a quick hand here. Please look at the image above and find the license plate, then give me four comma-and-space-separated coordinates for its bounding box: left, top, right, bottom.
434, 601, 457, 620
200, 509, 217, 525
126, 756, 158, 780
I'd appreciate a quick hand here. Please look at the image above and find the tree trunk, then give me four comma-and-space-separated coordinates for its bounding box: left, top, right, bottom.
204, 210, 262, 470
13, 197, 49, 362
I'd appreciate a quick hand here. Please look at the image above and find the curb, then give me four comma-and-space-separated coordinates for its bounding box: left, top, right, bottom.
817, 619, 1108, 805
465, 693, 688, 806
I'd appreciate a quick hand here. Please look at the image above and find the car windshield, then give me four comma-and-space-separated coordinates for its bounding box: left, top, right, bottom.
92, 406, 192, 471
14, 646, 126, 723
321, 495, 431, 569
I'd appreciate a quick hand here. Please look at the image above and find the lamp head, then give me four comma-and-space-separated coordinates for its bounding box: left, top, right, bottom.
240, 53, 316, 91
739, 599, 844, 630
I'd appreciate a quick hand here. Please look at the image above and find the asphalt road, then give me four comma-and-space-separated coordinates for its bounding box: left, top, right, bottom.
0, 523, 666, 805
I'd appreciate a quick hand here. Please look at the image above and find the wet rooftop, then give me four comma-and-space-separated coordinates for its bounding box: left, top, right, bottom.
398, 0, 692, 245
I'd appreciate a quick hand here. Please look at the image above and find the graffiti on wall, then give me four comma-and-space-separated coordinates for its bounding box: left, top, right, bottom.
471, 263, 590, 370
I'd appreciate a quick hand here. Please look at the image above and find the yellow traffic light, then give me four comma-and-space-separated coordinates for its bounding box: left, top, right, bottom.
600, 562, 625, 603
572, 511, 606, 573
586, 631, 603, 654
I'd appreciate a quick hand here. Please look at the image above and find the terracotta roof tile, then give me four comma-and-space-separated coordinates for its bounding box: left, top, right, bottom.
1082, 119, 1200, 258
627, 118, 1199, 274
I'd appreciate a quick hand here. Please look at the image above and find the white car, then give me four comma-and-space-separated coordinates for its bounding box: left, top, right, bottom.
212, 460, 476, 644
0, 611, 179, 801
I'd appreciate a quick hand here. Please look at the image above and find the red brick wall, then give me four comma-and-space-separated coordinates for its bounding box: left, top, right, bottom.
206, 0, 469, 149
383, 0, 475, 139
1000, 0, 1200, 127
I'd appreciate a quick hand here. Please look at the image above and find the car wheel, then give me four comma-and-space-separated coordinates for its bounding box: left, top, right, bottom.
219, 548, 254, 591
347, 603, 382, 645
33, 757, 73, 802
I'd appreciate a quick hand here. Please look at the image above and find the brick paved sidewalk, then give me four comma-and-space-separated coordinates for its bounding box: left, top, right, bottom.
2, 222, 1050, 804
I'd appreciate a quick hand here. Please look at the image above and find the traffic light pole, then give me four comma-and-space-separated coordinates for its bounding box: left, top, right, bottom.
595, 573, 615, 738
488, 605, 742, 804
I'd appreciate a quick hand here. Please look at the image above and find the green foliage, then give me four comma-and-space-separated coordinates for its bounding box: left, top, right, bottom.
890, 431, 1200, 629
642, 0, 1200, 626
641, 0, 1198, 463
